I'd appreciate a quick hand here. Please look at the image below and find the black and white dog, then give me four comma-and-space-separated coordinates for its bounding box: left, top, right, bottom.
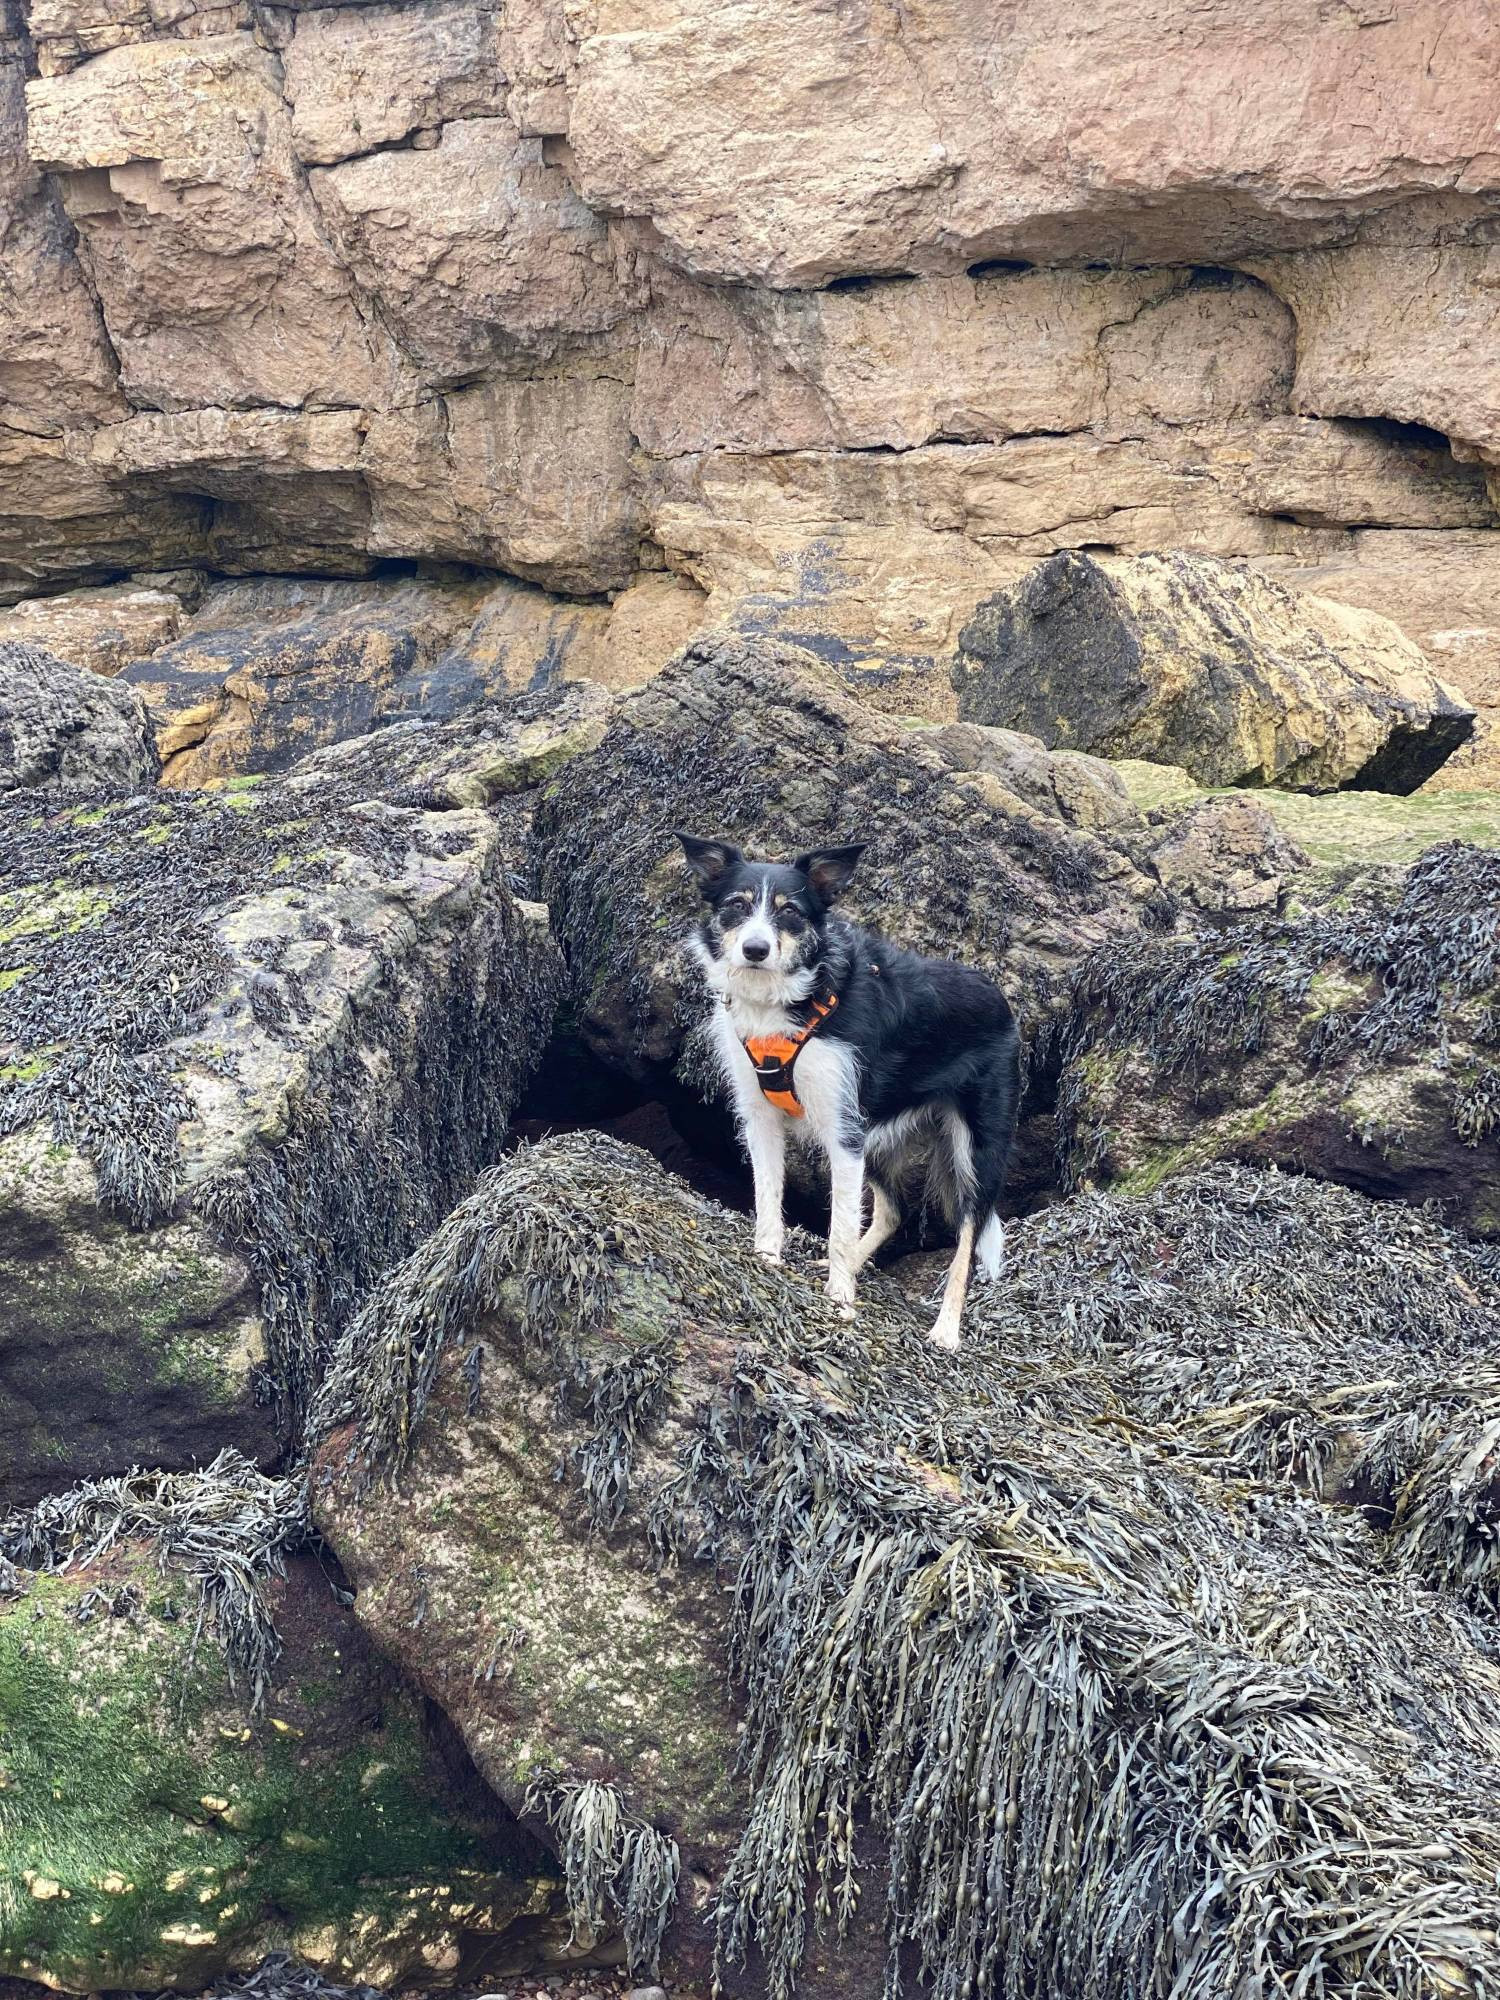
677, 834, 1020, 1349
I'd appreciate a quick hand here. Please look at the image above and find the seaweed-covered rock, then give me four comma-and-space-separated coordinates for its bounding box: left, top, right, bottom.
0, 638, 158, 793
1059, 841, 1500, 1234
0, 767, 561, 1504
311, 1132, 1500, 2000
0, 1457, 560, 1993
952, 552, 1476, 793
121, 580, 485, 788
532, 634, 1174, 1077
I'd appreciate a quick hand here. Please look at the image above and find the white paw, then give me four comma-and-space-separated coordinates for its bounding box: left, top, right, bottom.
824, 1273, 856, 1310
927, 1321, 961, 1352
755, 1246, 783, 1266
837, 1302, 856, 1322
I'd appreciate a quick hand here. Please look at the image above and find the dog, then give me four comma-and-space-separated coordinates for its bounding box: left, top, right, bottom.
677, 833, 1020, 1349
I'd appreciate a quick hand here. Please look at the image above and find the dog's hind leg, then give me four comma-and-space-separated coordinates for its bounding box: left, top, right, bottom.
851, 1179, 902, 1274
929, 1217, 976, 1351
975, 1210, 1006, 1283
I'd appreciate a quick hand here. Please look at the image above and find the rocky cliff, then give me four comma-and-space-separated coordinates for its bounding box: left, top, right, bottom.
5, 1, 1500, 778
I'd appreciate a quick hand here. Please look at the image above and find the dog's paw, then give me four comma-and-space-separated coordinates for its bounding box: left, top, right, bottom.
755, 1246, 783, 1266
927, 1321, 961, 1353
824, 1272, 856, 1311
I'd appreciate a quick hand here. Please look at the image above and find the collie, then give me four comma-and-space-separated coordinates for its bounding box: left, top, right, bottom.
678, 834, 1020, 1348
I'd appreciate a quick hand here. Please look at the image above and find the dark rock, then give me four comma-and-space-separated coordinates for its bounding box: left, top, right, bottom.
952, 551, 1476, 793
120, 578, 484, 787
1058, 839, 1500, 1235
0, 638, 158, 793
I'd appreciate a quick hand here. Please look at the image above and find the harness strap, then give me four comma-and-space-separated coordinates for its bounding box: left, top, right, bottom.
742, 990, 839, 1118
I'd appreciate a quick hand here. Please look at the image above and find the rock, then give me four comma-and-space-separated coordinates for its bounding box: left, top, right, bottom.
0, 581, 184, 676
311, 1130, 1500, 2000
25, 34, 402, 411
119, 576, 487, 786
531, 633, 1175, 1078
284, 680, 614, 880
0, 1457, 560, 1992
387, 573, 707, 721
1114, 757, 1500, 877
310, 117, 640, 378
0, 637, 158, 791
1140, 793, 1309, 920
1253, 531, 1500, 794
280, 0, 506, 167
953, 552, 1476, 793
1058, 840, 1500, 1236
558, 1, 1500, 283
0, 758, 562, 1504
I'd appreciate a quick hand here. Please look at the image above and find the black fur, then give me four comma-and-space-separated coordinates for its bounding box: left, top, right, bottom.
679, 835, 1021, 1242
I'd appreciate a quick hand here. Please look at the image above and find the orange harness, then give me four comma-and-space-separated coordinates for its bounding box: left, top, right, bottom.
742, 990, 839, 1118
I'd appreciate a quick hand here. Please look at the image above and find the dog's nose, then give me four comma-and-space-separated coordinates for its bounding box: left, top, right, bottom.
741, 937, 771, 963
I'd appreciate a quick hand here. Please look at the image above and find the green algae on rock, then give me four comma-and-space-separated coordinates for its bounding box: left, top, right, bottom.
1058, 839, 1500, 1235
0, 765, 562, 1504
0, 1491, 559, 1992
310, 1131, 1500, 2000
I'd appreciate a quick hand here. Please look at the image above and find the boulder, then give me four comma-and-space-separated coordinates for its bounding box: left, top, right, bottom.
0, 758, 562, 1505
952, 552, 1476, 793
0, 637, 158, 791
0, 1456, 561, 1993
1058, 840, 1500, 1236
530, 634, 1176, 1078
283, 680, 614, 882
311, 1130, 1500, 2000
0, 582, 185, 676
120, 578, 486, 787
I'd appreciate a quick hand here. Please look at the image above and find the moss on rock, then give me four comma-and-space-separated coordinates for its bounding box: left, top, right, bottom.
0, 1545, 558, 1993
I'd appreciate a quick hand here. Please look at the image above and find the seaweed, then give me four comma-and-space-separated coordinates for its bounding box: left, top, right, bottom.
1058, 841, 1500, 1186
317, 1132, 1500, 2000
0, 748, 560, 1433
0, 1450, 304, 1708
524, 1775, 680, 1977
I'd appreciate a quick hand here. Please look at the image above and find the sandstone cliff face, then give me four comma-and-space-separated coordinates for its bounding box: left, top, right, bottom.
4, 0, 1500, 781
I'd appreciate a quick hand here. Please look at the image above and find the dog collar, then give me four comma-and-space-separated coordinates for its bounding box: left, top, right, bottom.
742, 988, 839, 1118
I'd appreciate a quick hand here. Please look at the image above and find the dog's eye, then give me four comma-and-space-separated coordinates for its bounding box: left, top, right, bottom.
719, 895, 752, 920
777, 908, 806, 933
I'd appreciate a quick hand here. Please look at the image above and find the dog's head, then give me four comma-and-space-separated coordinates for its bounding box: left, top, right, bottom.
675, 834, 865, 980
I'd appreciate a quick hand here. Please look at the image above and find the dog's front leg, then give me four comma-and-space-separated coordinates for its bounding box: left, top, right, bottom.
743, 1098, 787, 1263
824, 1145, 865, 1316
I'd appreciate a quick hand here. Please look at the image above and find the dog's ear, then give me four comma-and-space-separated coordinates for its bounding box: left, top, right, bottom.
795, 843, 866, 906
674, 832, 742, 896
